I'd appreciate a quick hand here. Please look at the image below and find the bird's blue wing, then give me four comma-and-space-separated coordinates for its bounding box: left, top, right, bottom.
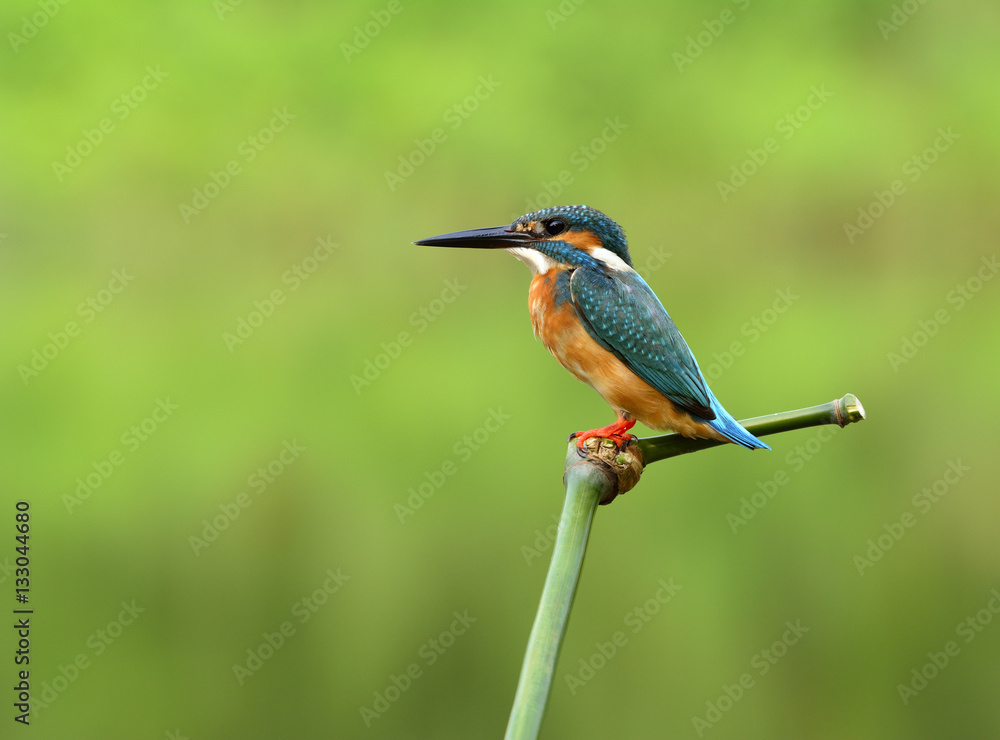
570, 266, 716, 420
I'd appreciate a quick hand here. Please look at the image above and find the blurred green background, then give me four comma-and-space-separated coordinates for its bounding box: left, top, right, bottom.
2, 1, 999, 738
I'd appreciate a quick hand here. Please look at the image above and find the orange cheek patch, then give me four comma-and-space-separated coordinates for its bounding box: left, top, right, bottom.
558, 229, 603, 252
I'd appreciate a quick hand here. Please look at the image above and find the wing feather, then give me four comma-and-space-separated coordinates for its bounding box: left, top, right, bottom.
570, 267, 716, 419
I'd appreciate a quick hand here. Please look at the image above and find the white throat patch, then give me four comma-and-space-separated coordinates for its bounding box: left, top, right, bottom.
507, 247, 558, 275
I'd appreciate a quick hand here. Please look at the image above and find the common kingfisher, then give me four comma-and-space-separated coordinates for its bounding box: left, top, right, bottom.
415, 205, 769, 451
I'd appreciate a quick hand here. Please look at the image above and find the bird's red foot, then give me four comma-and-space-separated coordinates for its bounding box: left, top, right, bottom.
571, 416, 637, 450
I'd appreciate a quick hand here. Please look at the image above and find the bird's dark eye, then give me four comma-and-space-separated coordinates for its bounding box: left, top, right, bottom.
544, 219, 566, 236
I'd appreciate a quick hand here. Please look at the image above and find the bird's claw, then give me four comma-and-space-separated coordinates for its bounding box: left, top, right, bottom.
571, 430, 637, 451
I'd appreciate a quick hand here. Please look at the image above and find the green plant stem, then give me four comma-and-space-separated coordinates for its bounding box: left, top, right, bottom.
504, 393, 866, 739
504, 450, 609, 740
637, 393, 866, 465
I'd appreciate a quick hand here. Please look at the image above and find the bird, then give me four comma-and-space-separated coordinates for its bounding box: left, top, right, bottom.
414, 205, 768, 452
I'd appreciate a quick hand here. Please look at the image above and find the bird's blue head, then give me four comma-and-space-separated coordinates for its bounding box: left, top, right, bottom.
414, 204, 633, 273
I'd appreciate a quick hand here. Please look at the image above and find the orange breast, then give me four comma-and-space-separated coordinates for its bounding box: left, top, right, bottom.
528, 271, 724, 440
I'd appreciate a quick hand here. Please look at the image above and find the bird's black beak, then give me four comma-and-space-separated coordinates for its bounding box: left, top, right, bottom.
414, 225, 534, 249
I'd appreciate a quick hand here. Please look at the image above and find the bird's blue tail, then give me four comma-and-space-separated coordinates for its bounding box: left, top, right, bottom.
704, 392, 770, 450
